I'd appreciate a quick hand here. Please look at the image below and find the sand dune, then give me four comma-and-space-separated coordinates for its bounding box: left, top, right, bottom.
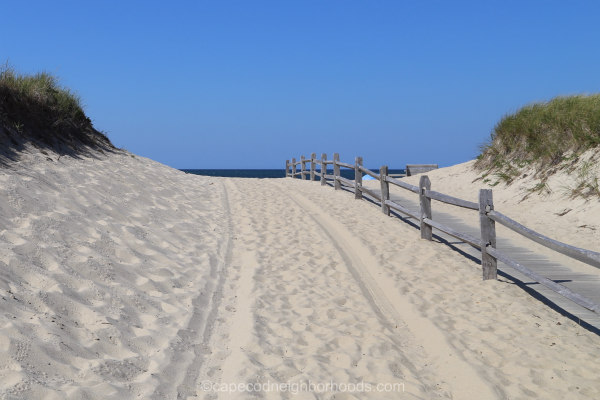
0, 149, 599, 399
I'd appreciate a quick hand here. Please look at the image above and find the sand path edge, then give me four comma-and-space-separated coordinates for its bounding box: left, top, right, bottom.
278, 182, 498, 400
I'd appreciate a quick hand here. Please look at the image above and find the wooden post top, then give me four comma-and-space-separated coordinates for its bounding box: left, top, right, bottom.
479, 189, 494, 212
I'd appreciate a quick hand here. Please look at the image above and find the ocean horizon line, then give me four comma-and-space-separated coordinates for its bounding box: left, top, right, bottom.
181, 168, 406, 179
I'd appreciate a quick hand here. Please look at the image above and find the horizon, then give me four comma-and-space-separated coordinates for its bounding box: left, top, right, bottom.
2, 1, 600, 169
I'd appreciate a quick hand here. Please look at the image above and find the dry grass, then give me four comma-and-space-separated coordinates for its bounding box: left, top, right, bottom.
0, 64, 113, 155
475, 95, 600, 198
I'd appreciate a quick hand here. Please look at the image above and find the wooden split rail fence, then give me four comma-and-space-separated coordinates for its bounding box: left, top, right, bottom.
285, 153, 600, 315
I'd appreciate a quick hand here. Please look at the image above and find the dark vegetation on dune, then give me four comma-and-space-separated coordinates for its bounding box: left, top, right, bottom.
475, 95, 600, 198
0, 65, 114, 164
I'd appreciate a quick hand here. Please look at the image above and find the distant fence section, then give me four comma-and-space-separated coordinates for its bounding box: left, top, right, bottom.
406, 164, 438, 176
285, 153, 600, 316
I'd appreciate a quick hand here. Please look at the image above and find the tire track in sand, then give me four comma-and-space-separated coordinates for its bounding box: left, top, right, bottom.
152, 180, 233, 400
277, 183, 498, 400
214, 180, 259, 399
215, 248, 257, 399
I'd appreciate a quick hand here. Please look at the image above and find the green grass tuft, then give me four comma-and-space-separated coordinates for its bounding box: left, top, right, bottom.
475, 94, 600, 198
0, 64, 113, 155
477, 95, 600, 167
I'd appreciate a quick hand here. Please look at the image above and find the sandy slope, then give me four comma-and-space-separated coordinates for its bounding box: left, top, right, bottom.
396, 156, 600, 278
0, 149, 231, 399
401, 154, 600, 253
0, 150, 599, 399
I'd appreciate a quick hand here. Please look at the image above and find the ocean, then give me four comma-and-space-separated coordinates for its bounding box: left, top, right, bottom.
181, 169, 406, 179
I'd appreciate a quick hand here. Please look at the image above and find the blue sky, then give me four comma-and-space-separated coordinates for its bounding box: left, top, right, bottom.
2, 0, 599, 169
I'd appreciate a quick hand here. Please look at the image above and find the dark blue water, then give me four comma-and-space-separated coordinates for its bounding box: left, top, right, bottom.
181, 169, 406, 179
181, 169, 286, 178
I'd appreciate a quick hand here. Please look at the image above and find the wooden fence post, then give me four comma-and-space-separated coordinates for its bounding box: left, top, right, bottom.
419, 175, 432, 240
310, 152, 316, 181
300, 155, 306, 180
479, 189, 497, 280
291, 158, 296, 178
285, 160, 290, 177
379, 166, 390, 215
355, 156, 363, 200
333, 153, 341, 190
321, 153, 327, 186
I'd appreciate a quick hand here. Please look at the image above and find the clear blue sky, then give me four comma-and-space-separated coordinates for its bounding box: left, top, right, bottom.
2, 1, 599, 169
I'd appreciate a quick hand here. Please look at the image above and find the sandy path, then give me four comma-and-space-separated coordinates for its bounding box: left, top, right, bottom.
153, 180, 233, 400
172, 176, 600, 399
197, 178, 445, 399
1, 151, 600, 399
276, 178, 600, 399
282, 185, 496, 399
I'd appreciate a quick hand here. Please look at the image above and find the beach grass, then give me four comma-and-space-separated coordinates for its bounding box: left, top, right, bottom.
0, 64, 112, 153
475, 95, 600, 195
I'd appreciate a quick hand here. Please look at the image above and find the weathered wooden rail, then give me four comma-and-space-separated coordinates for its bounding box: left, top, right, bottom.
285, 153, 600, 315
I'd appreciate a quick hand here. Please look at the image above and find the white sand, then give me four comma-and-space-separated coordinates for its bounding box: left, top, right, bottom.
397, 154, 600, 275
0, 148, 599, 399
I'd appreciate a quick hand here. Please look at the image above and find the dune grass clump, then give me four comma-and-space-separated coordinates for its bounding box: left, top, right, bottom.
475, 95, 600, 196
0, 65, 113, 156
